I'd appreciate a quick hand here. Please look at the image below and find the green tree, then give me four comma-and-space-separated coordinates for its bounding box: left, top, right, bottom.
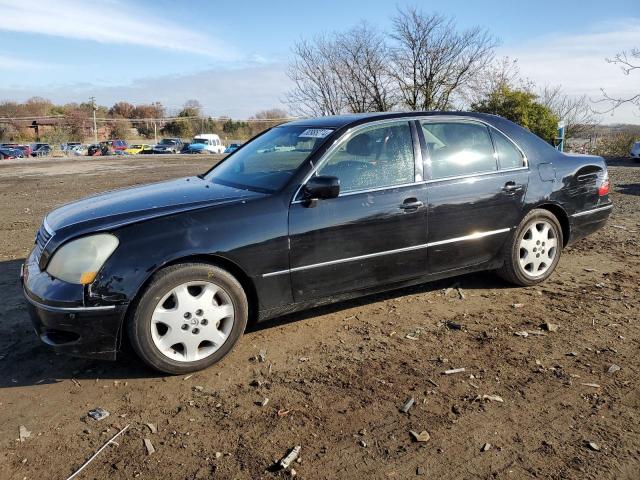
471, 86, 559, 143
162, 118, 192, 138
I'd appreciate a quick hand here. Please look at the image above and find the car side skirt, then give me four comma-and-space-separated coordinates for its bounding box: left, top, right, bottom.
256, 258, 503, 322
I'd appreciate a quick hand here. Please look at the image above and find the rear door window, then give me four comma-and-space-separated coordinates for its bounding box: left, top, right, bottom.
421, 121, 497, 179
491, 129, 525, 169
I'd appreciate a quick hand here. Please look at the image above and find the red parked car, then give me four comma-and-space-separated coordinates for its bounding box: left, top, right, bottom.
16, 145, 33, 156
101, 139, 128, 151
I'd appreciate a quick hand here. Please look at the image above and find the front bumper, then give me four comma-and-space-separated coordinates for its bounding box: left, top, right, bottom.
21, 250, 127, 360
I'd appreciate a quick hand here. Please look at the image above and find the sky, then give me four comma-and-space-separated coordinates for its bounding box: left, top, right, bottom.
0, 0, 639, 123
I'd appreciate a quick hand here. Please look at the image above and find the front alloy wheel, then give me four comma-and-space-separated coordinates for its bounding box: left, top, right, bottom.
129, 263, 248, 374
151, 281, 235, 362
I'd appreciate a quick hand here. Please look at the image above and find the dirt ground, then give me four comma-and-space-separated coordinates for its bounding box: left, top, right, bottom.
0, 154, 638, 480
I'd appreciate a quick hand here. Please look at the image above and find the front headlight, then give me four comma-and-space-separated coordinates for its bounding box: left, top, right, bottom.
46, 233, 119, 285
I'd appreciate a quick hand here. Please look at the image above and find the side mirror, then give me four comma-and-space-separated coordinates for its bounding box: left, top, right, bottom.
303, 175, 340, 200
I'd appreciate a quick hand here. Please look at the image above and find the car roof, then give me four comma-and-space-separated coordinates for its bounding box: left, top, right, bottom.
282, 111, 503, 129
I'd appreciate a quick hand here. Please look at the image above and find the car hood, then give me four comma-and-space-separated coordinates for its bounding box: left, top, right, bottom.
46, 176, 265, 235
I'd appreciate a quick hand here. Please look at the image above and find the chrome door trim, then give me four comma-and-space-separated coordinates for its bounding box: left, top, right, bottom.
291, 167, 529, 204
291, 181, 425, 204
262, 227, 512, 277
426, 227, 511, 247
571, 204, 613, 217
423, 166, 529, 184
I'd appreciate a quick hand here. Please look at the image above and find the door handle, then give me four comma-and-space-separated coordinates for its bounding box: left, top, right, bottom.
502, 182, 523, 194
399, 198, 424, 211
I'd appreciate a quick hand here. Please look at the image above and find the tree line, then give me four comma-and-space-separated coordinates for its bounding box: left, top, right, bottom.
285, 6, 597, 143
0, 97, 290, 143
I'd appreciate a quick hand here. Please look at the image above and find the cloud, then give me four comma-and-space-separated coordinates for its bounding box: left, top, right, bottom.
0, 64, 293, 118
0, 53, 53, 70
0, 0, 235, 59
501, 18, 640, 122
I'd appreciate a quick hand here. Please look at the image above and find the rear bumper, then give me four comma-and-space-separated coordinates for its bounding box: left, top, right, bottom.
21, 252, 127, 361
567, 203, 613, 247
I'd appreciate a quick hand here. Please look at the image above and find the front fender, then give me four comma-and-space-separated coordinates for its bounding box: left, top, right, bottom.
88, 195, 290, 312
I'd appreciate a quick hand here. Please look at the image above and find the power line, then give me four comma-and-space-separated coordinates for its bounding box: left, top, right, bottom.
0, 114, 300, 122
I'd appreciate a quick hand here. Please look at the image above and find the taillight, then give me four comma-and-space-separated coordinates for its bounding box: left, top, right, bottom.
598, 173, 610, 196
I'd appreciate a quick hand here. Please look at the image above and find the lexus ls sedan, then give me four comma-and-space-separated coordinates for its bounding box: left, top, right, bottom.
22, 112, 612, 373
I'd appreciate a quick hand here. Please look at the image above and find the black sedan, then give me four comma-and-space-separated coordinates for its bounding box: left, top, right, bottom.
22, 112, 612, 373
31, 144, 51, 157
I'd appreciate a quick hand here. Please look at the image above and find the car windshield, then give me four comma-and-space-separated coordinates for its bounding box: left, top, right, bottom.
192, 138, 208, 144
131, 145, 142, 148
160, 139, 177, 145
205, 125, 332, 193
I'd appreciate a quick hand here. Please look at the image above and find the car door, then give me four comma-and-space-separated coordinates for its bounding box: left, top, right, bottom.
288, 120, 429, 301
419, 119, 529, 273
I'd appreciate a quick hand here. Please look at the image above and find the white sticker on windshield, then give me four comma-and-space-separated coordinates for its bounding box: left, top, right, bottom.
299, 128, 332, 138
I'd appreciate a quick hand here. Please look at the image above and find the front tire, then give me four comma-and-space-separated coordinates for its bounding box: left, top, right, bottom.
498, 209, 563, 286
128, 263, 248, 374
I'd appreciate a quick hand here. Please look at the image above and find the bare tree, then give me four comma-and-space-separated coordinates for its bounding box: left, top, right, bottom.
286, 22, 396, 115
286, 36, 346, 116
595, 47, 640, 113
389, 7, 497, 111
182, 99, 203, 116
251, 108, 290, 120
333, 23, 397, 112
539, 85, 597, 138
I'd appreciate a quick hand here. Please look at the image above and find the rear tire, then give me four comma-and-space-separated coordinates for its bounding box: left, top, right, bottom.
128, 263, 248, 374
497, 209, 563, 286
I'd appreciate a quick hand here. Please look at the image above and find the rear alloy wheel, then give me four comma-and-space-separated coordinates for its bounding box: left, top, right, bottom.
498, 209, 563, 286
518, 219, 558, 278
129, 263, 248, 374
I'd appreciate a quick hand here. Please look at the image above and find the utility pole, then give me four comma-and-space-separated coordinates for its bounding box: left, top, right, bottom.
90, 96, 98, 143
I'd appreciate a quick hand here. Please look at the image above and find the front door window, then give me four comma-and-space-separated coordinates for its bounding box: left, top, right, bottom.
317, 121, 415, 193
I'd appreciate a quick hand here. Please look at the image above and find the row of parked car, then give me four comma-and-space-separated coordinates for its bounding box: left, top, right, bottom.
0, 134, 242, 160
0, 142, 52, 159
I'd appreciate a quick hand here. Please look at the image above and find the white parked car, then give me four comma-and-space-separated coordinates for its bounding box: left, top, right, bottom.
186, 134, 225, 154
631, 141, 640, 159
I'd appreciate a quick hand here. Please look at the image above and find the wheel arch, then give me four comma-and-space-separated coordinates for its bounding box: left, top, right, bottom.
119, 254, 259, 352
533, 203, 571, 247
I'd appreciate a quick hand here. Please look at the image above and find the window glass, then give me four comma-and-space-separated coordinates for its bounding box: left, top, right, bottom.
492, 129, 524, 169
317, 121, 414, 193
421, 122, 496, 179
206, 125, 330, 193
